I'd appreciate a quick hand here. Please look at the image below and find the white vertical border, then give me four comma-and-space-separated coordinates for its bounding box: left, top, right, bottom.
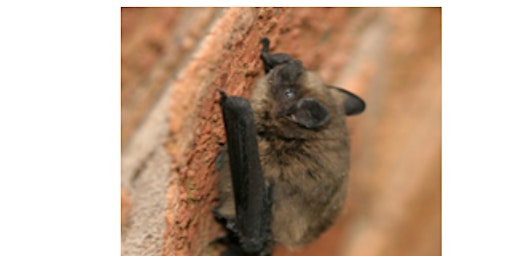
443, 3, 512, 256
0, 2, 120, 256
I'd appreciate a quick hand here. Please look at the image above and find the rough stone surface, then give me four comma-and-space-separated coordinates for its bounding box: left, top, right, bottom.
121, 73, 174, 256
121, 7, 221, 148
121, 7, 441, 256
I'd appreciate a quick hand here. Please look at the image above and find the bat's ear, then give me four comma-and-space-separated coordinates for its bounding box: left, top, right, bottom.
329, 86, 366, 116
286, 98, 331, 128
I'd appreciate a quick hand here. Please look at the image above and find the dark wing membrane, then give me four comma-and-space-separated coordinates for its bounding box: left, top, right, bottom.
219, 91, 272, 254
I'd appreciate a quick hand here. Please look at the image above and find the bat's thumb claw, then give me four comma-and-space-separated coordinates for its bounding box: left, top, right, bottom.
216, 88, 228, 104
260, 37, 270, 52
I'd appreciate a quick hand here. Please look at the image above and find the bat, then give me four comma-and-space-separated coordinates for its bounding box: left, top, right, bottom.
214, 38, 366, 256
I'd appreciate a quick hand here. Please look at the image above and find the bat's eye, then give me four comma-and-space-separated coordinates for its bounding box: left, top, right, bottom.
284, 88, 295, 99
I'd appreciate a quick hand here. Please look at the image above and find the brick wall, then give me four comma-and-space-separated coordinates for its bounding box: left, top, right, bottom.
121, 7, 441, 256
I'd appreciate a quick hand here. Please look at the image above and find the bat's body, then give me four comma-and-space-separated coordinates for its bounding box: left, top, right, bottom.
215, 38, 365, 255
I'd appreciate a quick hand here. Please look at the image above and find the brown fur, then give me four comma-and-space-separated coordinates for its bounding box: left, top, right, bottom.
217, 63, 352, 249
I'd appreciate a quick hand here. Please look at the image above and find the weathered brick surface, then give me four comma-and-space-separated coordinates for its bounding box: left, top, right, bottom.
121, 7, 441, 256
121, 7, 221, 148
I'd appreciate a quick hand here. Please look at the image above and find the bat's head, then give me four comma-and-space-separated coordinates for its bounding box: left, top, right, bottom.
252, 59, 365, 131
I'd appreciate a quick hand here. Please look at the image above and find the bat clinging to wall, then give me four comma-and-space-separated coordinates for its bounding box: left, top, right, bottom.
215, 38, 366, 256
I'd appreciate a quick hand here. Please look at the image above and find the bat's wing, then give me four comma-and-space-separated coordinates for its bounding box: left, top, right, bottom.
218, 91, 272, 255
